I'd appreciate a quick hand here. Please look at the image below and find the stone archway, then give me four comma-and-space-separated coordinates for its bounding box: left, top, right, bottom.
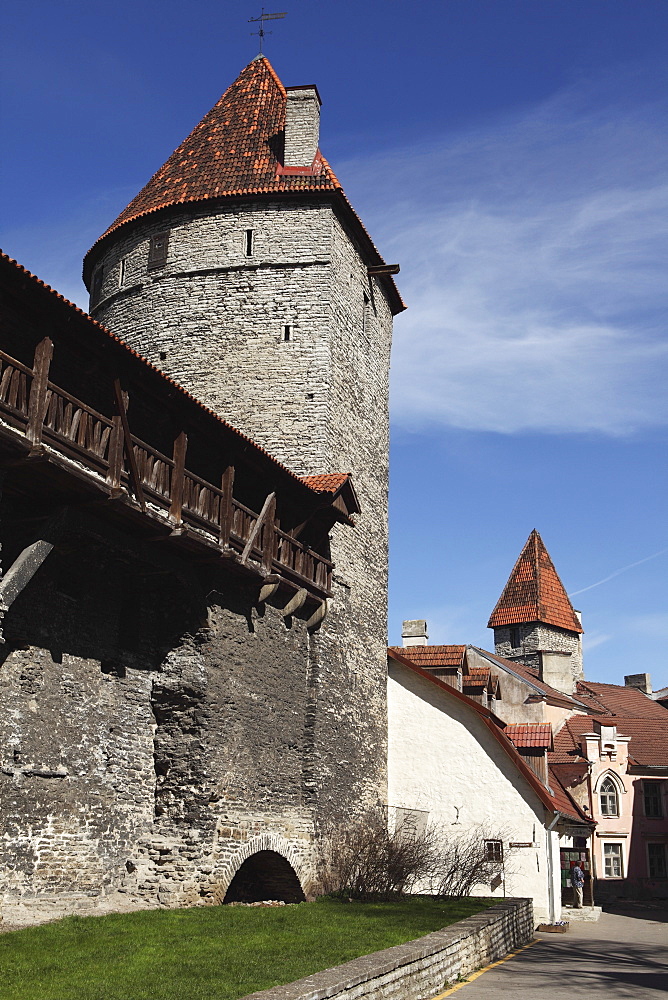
223, 850, 306, 903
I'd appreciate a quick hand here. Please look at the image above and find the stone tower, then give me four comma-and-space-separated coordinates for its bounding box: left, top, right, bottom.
83, 57, 404, 824
488, 530, 584, 693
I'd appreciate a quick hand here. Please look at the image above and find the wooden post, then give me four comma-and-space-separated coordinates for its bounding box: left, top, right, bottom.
261, 494, 277, 574
26, 337, 53, 446
106, 415, 124, 491
113, 379, 146, 510
219, 465, 235, 548
169, 431, 188, 524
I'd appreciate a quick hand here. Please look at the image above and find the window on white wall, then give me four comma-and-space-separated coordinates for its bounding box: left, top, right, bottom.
485, 840, 503, 863
599, 777, 619, 817
603, 842, 623, 878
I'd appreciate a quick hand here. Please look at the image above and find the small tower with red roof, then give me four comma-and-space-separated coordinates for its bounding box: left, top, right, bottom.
488, 530, 584, 691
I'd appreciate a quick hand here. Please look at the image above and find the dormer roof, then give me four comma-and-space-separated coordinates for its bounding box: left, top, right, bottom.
83, 57, 404, 313
488, 529, 583, 633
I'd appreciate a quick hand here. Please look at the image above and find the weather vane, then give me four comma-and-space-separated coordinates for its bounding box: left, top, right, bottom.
249, 8, 287, 53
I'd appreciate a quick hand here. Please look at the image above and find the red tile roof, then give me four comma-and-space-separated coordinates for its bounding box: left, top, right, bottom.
387, 645, 467, 669
575, 680, 668, 720
100, 57, 340, 240
488, 530, 583, 633
551, 713, 668, 768
83, 57, 404, 314
463, 668, 491, 689
548, 766, 588, 821
299, 473, 350, 493
505, 724, 553, 750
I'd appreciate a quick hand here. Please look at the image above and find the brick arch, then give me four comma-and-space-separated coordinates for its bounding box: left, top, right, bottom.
215, 833, 309, 903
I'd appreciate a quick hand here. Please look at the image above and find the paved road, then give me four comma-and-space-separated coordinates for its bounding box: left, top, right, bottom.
450, 903, 668, 998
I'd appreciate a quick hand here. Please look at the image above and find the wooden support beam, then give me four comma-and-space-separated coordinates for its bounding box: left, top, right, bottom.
281, 588, 307, 617
367, 263, 400, 276
219, 465, 235, 548
169, 431, 188, 524
0, 539, 54, 608
26, 337, 54, 446
306, 600, 328, 629
113, 379, 146, 511
240, 491, 276, 565
258, 574, 281, 603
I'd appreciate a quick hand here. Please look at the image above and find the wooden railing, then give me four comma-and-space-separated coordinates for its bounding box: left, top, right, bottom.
0, 340, 333, 596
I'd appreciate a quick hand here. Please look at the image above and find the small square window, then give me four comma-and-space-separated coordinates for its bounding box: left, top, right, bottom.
485, 840, 503, 863
148, 231, 169, 270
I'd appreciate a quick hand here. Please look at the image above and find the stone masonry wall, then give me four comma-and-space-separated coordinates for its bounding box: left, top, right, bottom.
494, 623, 583, 684
91, 198, 393, 829
0, 505, 324, 926
241, 899, 534, 1000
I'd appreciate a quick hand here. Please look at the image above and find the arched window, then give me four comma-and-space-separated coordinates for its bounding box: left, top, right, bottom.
599, 777, 619, 817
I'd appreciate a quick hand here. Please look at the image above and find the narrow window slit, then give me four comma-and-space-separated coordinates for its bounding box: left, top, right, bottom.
245, 229, 254, 257
284, 325, 291, 342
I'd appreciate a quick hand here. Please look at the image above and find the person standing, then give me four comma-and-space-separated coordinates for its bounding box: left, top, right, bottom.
571, 863, 585, 908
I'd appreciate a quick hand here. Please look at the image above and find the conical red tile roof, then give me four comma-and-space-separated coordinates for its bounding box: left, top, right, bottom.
100, 56, 340, 241
488, 530, 583, 633
83, 57, 404, 313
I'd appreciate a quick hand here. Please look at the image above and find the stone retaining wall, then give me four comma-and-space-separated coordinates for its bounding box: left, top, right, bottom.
242, 898, 533, 1000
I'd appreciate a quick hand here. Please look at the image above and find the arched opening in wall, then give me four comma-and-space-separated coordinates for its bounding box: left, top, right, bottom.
223, 850, 306, 904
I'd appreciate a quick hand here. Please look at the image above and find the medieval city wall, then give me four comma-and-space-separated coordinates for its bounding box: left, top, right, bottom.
0, 506, 327, 925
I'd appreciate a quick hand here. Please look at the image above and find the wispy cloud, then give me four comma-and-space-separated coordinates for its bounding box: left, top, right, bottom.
342, 73, 668, 435
570, 547, 668, 597
582, 631, 613, 653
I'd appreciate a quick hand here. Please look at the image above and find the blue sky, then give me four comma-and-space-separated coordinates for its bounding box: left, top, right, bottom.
2, 1, 667, 688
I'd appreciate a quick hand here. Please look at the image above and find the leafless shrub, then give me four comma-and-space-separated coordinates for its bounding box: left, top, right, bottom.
316, 808, 440, 900
430, 827, 514, 898
316, 813, 516, 901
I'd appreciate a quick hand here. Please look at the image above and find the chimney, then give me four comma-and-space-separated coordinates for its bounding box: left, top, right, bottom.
625, 672, 652, 695
284, 86, 321, 167
402, 620, 428, 648
538, 650, 575, 695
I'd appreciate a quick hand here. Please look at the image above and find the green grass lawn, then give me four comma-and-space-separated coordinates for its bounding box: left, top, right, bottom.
0, 896, 494, 1000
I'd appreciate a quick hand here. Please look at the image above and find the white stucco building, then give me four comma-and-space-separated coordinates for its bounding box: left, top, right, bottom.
388, 648, 592, 924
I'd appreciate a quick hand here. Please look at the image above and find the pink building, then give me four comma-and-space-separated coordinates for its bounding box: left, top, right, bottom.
551, 689, 668, 898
